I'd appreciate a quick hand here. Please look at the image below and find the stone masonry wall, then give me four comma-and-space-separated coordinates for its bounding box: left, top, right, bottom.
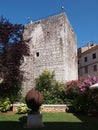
21, 13, 78, 96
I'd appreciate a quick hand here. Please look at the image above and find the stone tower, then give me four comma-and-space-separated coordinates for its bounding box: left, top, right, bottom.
21, 13, 78, 95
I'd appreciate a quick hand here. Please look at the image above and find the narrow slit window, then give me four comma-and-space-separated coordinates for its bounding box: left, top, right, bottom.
36, 52, 39, 57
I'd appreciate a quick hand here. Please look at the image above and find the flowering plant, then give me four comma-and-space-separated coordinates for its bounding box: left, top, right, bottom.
78, 75, 98, 92
65, 75, 98, 114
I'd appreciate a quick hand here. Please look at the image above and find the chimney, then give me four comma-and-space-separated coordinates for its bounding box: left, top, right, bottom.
88, 42, 91, 49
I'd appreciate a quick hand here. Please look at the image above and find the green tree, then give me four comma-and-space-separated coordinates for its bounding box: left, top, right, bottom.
35, 70, 65, 104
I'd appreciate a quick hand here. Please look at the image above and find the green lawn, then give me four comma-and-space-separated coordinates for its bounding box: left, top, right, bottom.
0, 112, 98, 130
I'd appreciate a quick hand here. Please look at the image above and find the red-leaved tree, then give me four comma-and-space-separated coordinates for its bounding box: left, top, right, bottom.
0, 17, 29, 101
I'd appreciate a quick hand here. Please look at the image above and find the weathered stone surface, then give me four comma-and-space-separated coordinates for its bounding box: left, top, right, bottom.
25, 113, 44, 128
21, 13, 78, 95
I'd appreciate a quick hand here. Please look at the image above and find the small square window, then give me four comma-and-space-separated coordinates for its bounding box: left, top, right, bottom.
36, 52, 39, 57
93, 65, 97, 71
92, 53, 96, 59
47, 31, 49, 34
47, 31, 50, 36
84, 66, 88, 73
84, 57, 87, 62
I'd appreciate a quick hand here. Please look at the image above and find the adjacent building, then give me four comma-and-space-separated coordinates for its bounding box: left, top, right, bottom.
78, 43, 98, 78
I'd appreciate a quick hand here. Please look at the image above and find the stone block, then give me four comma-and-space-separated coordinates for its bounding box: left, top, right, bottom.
25, 113, 44, 128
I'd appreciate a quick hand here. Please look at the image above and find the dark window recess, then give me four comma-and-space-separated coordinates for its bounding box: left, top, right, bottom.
85, 66, 88, 73
93, 65, 97, 71
78, 60, 79, 64
36, 52, 39, 57
47, 31, 50, 36
84, 56, 87, 62
92, 53, 96, 59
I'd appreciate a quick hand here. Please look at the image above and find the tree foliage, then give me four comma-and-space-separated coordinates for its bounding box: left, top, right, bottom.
35, 70, 65, 104
0, 17, 29, 100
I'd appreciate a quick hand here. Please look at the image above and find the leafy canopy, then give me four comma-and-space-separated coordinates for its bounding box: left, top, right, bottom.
0, 16, 29, 100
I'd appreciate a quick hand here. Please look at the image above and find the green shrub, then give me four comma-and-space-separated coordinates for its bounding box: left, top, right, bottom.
35, 70, 65, 104
0, 82, 22, 103
0, 98, 11, 112
17, 104, 30, 114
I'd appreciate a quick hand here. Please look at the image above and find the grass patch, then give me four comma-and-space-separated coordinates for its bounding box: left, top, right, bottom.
0, 112, 98, 130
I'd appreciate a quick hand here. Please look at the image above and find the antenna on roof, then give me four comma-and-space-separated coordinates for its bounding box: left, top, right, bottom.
27, 16, 33, 24
61, 5, 64, 12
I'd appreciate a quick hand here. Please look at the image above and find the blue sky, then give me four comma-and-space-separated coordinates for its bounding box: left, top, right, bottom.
0, 0, 98, 48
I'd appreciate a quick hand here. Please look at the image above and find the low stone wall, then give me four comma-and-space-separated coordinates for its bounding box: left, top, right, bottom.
41, 104, 69, 112
12, 103, 25, 112
12, 103, 70, 113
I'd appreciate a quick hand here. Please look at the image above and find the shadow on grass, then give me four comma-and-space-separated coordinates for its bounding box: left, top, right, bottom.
0, 121, 84, 130
74, 113, 98, 130
0, 115, 98, 130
